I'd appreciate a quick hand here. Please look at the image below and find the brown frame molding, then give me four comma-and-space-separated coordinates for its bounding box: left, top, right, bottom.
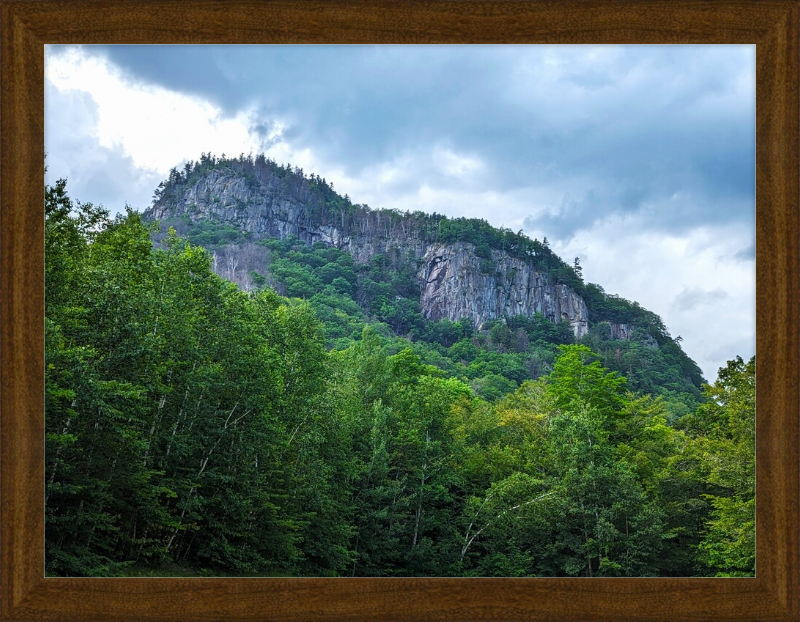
2, 1, 797, 620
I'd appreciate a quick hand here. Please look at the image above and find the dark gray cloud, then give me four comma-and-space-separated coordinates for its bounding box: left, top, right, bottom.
672, 287, 730, 312
48, 44, 754, 242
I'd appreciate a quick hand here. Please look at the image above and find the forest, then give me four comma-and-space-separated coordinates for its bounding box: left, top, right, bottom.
45, 175, 755, 578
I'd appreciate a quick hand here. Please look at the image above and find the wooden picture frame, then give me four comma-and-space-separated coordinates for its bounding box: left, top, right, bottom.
2, 1, 797, 620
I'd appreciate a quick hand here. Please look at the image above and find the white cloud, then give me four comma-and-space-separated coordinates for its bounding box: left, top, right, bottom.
672, 287, 730, 312
44, 79, 163, 211
550, 216, 755, 381
434, 146, 484, 179
46, 47, 264, 177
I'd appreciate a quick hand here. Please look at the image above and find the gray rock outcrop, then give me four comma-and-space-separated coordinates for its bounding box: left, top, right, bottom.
419, 243, 588, 337
145, 166, 590, 337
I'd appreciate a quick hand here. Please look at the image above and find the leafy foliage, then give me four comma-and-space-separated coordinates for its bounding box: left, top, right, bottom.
46, 176, 752, 578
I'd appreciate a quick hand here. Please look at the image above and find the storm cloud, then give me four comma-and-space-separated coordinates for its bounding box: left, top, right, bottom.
51, 45, 755, 238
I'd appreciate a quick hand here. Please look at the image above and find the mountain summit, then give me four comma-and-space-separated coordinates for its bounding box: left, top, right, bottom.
144, 153, 705, 399
145, 153, 592, 337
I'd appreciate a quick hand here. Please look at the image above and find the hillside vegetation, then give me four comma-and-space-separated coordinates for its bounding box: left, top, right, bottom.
149, 153, 705, 414
45, 172, 753, 578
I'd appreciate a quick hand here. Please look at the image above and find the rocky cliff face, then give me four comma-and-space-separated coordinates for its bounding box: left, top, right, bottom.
609, 322, 634, 341
605, 322, 659, 348
420, 243, 588, 337
145, 165, 590, 337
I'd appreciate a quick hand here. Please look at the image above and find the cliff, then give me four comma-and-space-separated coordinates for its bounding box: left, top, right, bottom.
419, 243, 588, 336
145, 158, 592, 336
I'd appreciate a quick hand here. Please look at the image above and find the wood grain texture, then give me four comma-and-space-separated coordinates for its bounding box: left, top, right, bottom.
1, 1, 797, 621
0, 1, 46, 617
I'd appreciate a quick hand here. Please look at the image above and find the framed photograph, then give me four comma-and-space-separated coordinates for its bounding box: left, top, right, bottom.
2, 1, 798, 621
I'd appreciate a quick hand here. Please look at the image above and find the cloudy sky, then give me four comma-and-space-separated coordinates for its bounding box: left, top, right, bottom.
44, 45, 755, 382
